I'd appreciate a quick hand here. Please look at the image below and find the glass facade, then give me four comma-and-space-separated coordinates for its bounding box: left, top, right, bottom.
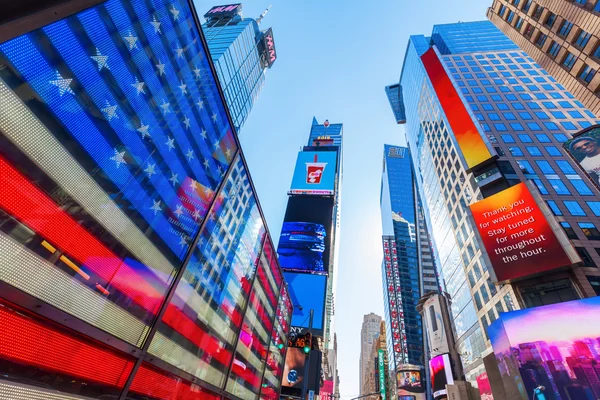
0, 0, 291, 399
202, 5, 275, 133
394, 20, 600, 387
380, 145, 439, 373
385, 84, 406, 124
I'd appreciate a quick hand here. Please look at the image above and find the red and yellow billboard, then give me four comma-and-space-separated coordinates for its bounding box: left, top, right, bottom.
470, 182, 579, 282
421, 48, 493, 169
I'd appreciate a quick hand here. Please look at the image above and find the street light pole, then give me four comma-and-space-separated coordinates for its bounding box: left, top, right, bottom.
301, 309, 314, 400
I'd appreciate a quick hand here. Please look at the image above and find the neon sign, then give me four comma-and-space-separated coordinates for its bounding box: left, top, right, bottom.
262, 28, 277, 68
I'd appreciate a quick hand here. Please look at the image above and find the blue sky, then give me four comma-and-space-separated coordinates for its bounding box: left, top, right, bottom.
212, 0, 493, 397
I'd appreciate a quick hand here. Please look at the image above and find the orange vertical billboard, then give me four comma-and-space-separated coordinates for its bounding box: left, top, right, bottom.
470, 182, 579, 283
421, 48, 494, 169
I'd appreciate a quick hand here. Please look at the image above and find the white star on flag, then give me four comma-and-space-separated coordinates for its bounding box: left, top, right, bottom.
179, 235, 188, 248
144, 163, 157, 178
189, 179, 197, 190
216, 166, 223, 177
165, 136, 176, 151
203, 159, 210, 169
201, 129, 207, 139
150, 15, 162, 34
170, 4, 180, 20
156, 61, 166, 76
186, 149, 194, 161
131, 77, 145, 95
204, 187, 212, 196
183, 116, 191, 129
49, 70, 74, 96
174, 204, 184, 218
91, 48, 109, 71
110, 149, 126, 168
123, 31, 139, 50
225, 147, 232, 158
179, 81, 187, 95
212, 113, 218, 122
102, 100, 118, 121
160, 99, 171, 114
169, 172, 179, 186
193, 66, 201, 79
150, 199, 162, 215
137, 122, 151, 139
213, 140, 220, 149
196, 100, 204, 110
175, 48, 185, 59
192, 209, 202, 221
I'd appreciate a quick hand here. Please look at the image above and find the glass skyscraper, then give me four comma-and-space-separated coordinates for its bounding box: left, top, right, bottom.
390, 21, 600, 389
202, 3, 276, 133
380, 145, 439, 377
0, 1, 290, 399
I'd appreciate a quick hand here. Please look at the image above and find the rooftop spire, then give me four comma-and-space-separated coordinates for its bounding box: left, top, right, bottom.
256, 5, 272, 24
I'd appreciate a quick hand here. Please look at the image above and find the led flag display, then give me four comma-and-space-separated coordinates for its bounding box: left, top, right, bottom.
470, 182, 580, 283
421, 47, 494, 170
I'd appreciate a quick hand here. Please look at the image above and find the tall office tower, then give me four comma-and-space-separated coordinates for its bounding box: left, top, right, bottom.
363, 321, 390, 400
389, 20, 600, 391
487, 0, 600, 116
359, 313, 383, 395
278, 117, 343, 398
202, 3, 277, 132
0, 1, 291, 399
380, 145, 440, 378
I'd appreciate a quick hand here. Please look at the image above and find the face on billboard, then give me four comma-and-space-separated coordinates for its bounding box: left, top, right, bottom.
397, 370, 421, 389
289, 151, 337, 196
489, 296, 600, 400
429, 354, 453, 399
470, 182, 575, 282
282, 348, 306, 388
563, 127, 600, 192
278, 196, 334, 274
283, 272, 327, 333
421, 48, 494, 170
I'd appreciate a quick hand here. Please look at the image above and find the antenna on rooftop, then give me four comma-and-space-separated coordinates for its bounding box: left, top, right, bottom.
256, 5, 272, 24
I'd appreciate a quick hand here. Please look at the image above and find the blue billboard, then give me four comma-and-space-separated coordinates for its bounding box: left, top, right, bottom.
289, 151, 337, 195
283, 272, 327, 333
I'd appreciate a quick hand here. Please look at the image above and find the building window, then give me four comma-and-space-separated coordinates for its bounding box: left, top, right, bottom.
571, 179, 594, 196
506, 10, 515, 23
474, 291, 483, 310
548, 41, 560, 58
556, 160, 576, 174
532, 5, 543, 20
504, 294, 515, 311
564, 201, 586, 216
549, 179, 571, 195
518, 160, 534, 173
575, 0, 588, 5
533, 179, 549, 194
587, 276, 600, 295
576, 247, 596, 266
515, 17, 524, 31
535, 33, 548, 48
544, 12, 556, 28
520, 279, 579, 308
561, 222, 579, 239
562, 53, 577, 71
536, 160, 555, 173
587, 201, 600, 216
524, 24, 535, 39
523, 0, 533, 12
498, 4, 507, 17
526, 146, 543, 156
547, 200, 563, 215
579, 65, 596, 83
558, 20, 574, 37
579, 222, 600, 240
575, 30, 592, 49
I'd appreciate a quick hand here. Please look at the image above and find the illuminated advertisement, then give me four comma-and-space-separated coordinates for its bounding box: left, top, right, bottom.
421, 48, 494, 170
429, 354, 454, 400
204, 3, 241, 17
379, 349, 387, 400
489, 296, 600, 400
476, 372, 494, 400
282, 348, 306, 388
260, 28, 277, 69
283, 272, 327, 334
289, 151, 337, 196
563, 125, 600, 193
397, 364, 425, 400
470, 182, 579, 283
423, 295, 450, 357
278, 196, 334, 274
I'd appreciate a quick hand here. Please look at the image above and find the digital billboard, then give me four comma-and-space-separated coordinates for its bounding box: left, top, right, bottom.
422, 295, 451, 357
283, 272, 327, 334
470, 181, 580, 283
282, 348, 306, 388
289, 151, 337, 196
429, 354, 454, 400
563, 125, 600, 193
421, 48, 494, 170
476, 372, 494, 400
397, 364, 425, 400
278, 196, 334, 274
489, 296, 600, 400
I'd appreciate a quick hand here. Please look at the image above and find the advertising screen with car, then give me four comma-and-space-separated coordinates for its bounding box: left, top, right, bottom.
277, 196, 334, 275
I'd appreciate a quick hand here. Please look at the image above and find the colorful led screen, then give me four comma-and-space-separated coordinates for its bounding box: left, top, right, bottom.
289, 151, 337, 196
563, 125, 600, 193
429, 354, 454, 400
421, 47, 494, 169
489, 296, 600, 400
470, 182, 577, 283
283, 272, 327, 334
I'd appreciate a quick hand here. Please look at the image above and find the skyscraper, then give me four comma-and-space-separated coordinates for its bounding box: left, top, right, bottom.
202, 3, 277, 132
487, 0, 600, 116
380, 145, 440, 378
389, 20, 600, 390
0, 0, 291, 399
359, 313, 383, 395
278, 117, 343, 397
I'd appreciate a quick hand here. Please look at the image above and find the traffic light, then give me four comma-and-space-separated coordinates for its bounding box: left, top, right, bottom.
303, 344, 310, 354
